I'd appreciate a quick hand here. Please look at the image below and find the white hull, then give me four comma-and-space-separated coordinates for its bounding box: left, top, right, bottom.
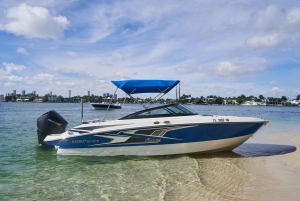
57, 134, 253, 156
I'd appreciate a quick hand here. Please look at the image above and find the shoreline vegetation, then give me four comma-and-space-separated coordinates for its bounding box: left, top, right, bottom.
2, 93, 300, 106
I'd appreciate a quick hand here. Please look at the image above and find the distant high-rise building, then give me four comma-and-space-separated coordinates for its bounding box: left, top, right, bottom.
49, 92, 52, 96
33, 91, 36, 96
69, 90, 71, 98
13, 90, 16, 96
87, 91, 90, 96
22, 90, 25, 96
0, 94, 4, 102
103, 93, 107, 98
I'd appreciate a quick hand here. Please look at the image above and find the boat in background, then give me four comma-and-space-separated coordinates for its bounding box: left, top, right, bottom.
90, 97, 121, 110
37, 79, 268, 156
241, 100, 258, 106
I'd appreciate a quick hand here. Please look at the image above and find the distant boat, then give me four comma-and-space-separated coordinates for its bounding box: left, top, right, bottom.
241, 100, 258, 106
90, 97, 121, 110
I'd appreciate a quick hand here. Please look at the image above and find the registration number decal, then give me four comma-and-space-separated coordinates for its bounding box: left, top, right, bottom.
213, 119, 229, 122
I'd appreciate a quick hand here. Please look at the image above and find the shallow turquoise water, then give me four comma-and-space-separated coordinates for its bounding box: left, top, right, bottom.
0, 102, 300, 200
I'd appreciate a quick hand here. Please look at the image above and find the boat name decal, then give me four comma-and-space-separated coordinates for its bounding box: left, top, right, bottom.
213, 119, 229, 122
72, 140, 100, 143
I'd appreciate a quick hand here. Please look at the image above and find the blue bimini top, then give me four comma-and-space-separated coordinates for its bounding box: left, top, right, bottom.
111, 80, 180, 95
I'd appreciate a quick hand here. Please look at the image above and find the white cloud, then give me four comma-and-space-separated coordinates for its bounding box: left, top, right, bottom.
114, 72, 131, 80
94, 79, 106, 89
0, 68, 9, 76
33, 73, 55, 81
50, 66, 73, 73
4, 82, 17, 86
251, 5, 285, 32
1, 3, 69, 39
287, 8, 300, 25
246, 34, 289, 50
147, 40, 180, 61
176, 66, 199, 74
25, 73, 56, 85
2, 62, 26, 73
208, 57, 267, 81
16, 47, 29, 55
271, 87, 284, 94
55, 81, 75, 87
246, 5, 300, 50
112, 52, 123, 59
8, 75, 24, 81
66, 51, 78, 56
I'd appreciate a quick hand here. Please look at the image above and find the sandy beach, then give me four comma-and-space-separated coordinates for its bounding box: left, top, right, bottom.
172, 131, 300, 201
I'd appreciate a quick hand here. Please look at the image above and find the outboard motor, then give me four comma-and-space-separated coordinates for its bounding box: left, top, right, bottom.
37, 110, 68, 147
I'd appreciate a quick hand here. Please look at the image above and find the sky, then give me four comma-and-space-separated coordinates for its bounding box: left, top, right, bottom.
1, 0, 300, 99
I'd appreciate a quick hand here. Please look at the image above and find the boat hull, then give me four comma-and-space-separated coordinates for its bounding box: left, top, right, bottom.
90, 103, 121, 110
44, 116, 266, 156
56, 134, 253, 156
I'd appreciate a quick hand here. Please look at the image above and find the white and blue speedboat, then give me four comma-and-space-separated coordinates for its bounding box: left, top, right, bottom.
37, 80, 268, 156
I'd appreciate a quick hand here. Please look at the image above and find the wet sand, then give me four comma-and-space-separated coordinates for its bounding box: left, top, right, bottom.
165, 131, 300, 201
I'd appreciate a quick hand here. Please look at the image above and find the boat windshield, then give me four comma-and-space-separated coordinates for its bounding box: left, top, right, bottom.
119, 104, 198, 119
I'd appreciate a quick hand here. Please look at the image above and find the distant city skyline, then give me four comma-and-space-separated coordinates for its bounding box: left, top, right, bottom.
1, 89, 115, 98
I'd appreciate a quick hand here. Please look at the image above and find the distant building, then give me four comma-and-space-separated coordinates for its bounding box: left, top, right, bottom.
87, 91, 90, 96
103, 93, 110, 98
64, 97, 74, 103
13, 90, 16, 96
48, 96, 59, 102
266, 97, 282, 106
22, 90, 25, 96
33, 91, 36, 96
114, 94, 117, 101
34, 97, 43, 102
223, 98, 238, 105
69, 90, 71, 98
285, 99, 300, 106
49, 91, 52, 96
0, 94, 4, 102
17, 98, 29, 102
203, 97, 216, 104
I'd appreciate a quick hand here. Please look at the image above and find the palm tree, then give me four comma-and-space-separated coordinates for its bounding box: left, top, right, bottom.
259, 95, 265, 100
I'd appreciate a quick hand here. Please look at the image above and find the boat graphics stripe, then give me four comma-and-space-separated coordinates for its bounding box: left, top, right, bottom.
73, 123, 134, 131
47, 122, 264, 149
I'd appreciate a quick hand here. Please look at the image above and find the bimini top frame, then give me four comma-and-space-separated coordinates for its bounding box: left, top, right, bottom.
111, 79, 180, 109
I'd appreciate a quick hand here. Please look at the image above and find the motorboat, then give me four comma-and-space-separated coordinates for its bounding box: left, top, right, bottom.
37, 80, 268, 156
90, 97, 121, 110
241, 100, 258, 106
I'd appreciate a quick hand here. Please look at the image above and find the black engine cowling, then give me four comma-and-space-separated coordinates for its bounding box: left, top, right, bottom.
37, 110, 68, 147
